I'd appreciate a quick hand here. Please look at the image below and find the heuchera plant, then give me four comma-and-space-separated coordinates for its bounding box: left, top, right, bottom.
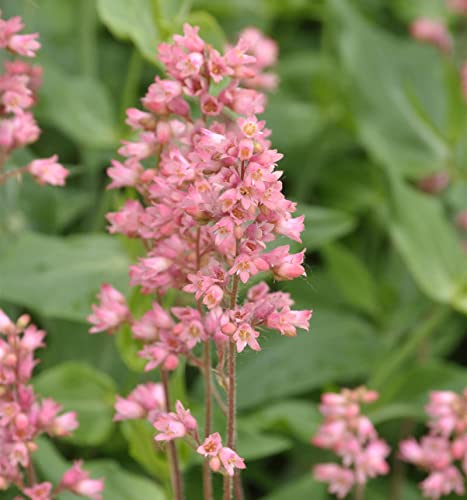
0, 310, 104, 500
312, 387, 391, 499
400, 390, 467, 499
0, 9, 68, 186
88, 23, 312, 500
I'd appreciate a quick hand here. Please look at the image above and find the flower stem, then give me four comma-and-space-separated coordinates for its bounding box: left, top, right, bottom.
203, 339, 213, 500
224, 272, 239, 500
355, 483, 365, 500
161, 369, 184, 500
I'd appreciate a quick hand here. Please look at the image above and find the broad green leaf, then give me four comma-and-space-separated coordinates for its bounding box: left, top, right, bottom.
187, 11, 226, 50
34, 362, 116, 446
323, 243, 380, 316
34, 437, 166, 500
388, 178, 467, 313
329, 0, 452, 177
298, 205, 356, 249
263, 92, 323, 151
262, 475, 327, 500
240, 399, 320, 442
237, 308, 381, 409
97, 0, 160, 62
39, 63, 117, 148
369, 361, 467, 423
237, 428, 292, 460
85, 460, 166, 500
121, 420, 170, 481
0, 231, 130, 321
391, 0, 449, 22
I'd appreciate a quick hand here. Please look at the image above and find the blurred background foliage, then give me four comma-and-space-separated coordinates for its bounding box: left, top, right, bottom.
0, 0, 466, 498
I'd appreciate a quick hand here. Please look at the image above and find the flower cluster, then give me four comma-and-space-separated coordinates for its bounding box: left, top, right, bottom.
399, 389, 467, 499
312, 387, 390, 499
0, 10, 67, 186
89, 22, 311, 498
115, 387, 246, 478
0, 310, 103, 500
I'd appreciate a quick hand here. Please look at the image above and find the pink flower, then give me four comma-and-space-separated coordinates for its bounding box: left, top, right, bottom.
455, 210, 467, 231
219, 447, 246, 476
153, 413, 187, 441
314, 464, 354, 499
421, 467, 465, 499
8, 33, 40, 57
233, 323, 261, 352
59, 461, 104, 500
203, 285, 224, 309
107, 159, 143, 189
28, 155, 68, 186
197, 432, 223, 457
447, 0, 467, 14
88, 284, 130, 334
410, 18, 452, 53
23, 482, 53, 500
0, 309, 16, 335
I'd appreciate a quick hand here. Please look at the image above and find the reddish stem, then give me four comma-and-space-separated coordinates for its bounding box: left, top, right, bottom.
161, 369, 184, 500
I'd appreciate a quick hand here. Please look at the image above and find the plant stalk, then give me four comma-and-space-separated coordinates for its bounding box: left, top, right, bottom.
161, 369, 184, 500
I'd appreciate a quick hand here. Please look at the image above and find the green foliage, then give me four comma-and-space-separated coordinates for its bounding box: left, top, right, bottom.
34, 362, 117, 446
0, 232, 130, 321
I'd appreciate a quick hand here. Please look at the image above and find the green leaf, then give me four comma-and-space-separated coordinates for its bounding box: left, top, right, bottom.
237, 428, 292, 460
85, 460, 166, 500
39, 63, 117, 148
97, 0, 160, 62
240, 399, 320, 442
34, 436, 165, 500
387, 178, 467, 313
323, 243, 380, 316
370, 361, 467, 423
262, 475, 327, 500
391, 0, 449, 22
329, 0, 451, 177
34, 362, 116, 446
237, 308, 381, 409
121, 420, 170, 481
0, 231, 130, 322
297, 205, 356, 249
187, 11, 226, 50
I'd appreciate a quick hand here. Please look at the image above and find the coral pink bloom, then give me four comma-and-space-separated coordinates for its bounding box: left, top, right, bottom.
88, 284, 130, 334
8, 33, 40, 57
197, 432, 223, 457
153, 413, 187, 441
421, 467, 465, 499
447, 0, 467, 14
175, 400, 198, 431
50, 411, 79, 437
23, 482, 53, 500
233, 323, 261, 352
0, 309, 15, 335
203, 285, 224, 309
107, 159, 143, 189
314, 464, 354, 499
410, 18, 452, 53
60, 461, 104, 500
28, 155, 68, 186
219, 447, 246, 476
